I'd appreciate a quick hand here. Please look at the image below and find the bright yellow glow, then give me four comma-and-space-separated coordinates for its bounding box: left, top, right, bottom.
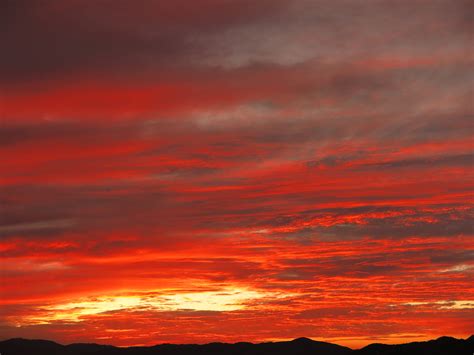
403, 300, 474, 309
24, 287, 283, 324
149, 288, 263, 311
439, 300, 474, 309
30, 297, 142, 323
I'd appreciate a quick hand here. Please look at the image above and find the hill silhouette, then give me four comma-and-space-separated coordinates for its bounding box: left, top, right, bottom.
0, 335, 472, 355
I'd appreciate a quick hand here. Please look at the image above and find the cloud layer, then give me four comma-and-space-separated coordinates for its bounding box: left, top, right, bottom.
1, 0, 473, 348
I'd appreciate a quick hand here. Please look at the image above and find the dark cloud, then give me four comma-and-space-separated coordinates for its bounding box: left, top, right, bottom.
2, 0, 471, 85
1, 0, 288, 82
361, 153, 473, 170
274, 207, 474, 241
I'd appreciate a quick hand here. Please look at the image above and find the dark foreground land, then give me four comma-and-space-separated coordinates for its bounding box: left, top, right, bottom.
1, 335, 473, 355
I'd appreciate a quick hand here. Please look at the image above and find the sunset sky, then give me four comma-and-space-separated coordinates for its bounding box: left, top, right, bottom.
1, 0, 473, 349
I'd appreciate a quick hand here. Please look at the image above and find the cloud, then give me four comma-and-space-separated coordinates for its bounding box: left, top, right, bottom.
1, 0, 472, 347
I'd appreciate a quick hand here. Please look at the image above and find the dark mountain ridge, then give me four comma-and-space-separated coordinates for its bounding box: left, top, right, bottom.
1, 335, 472, 355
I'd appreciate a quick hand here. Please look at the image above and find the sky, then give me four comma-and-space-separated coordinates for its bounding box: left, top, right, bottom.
1, 0, 473, 349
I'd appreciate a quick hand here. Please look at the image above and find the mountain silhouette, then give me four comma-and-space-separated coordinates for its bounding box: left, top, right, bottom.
0, 335, 472, 355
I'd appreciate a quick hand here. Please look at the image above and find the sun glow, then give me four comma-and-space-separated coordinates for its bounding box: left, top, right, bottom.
23, 288, 273, 324
153, 288, 265, 311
